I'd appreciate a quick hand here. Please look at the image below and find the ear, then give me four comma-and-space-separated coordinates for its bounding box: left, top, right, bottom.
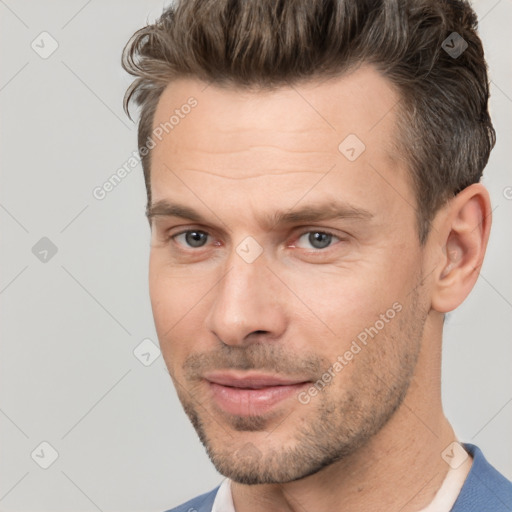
430, 183, 492, 313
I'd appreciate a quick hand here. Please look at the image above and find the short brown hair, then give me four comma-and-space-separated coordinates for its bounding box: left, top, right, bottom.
122, 0, 495, 242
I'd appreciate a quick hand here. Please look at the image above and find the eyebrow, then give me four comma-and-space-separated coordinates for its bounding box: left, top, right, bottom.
146, 199, 373, 229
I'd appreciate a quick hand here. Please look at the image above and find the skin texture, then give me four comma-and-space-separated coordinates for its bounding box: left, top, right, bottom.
147, 66, 491, 511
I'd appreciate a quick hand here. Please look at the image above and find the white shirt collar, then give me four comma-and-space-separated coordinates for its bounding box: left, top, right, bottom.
212, 478, 235, 512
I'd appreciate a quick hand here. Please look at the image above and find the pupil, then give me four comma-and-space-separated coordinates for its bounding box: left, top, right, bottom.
186, 231, 206, 247
309, 232, 331, 249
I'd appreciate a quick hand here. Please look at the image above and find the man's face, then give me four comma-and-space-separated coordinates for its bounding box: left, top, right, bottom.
148, 66, 432, 484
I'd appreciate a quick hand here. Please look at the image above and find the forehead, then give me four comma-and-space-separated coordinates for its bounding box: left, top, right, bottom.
148, 66, 412, 225
151, 66, 401, 159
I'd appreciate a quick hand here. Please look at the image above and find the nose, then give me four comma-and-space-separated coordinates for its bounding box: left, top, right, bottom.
204, 249, 288, 346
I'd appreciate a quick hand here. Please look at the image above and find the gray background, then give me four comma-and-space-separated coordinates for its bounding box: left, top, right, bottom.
0, 1, 510, 510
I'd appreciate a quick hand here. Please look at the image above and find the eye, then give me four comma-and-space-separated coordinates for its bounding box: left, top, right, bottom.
296, 231, 340, 250
173, 230, 210, 248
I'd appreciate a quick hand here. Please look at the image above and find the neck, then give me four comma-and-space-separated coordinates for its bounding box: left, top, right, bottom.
231, 325, 458, 512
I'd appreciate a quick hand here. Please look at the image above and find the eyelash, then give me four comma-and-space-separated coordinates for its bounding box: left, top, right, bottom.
168, 228, 343, 253
291, 230, 342, 251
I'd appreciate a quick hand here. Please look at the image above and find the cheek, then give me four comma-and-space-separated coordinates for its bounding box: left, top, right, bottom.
149, 250, 203, 324
282, 259, 408, 352
148, 255, 222, 370
285, 261, 419, 381
149, 260, 197, 359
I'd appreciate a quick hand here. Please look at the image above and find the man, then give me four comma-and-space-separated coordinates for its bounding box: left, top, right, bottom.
122, 0, 512, 510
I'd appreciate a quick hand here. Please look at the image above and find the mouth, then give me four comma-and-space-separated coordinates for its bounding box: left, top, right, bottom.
203, 371, 311, 416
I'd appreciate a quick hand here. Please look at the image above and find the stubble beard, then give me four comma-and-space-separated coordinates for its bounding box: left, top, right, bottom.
173, 287, 427, 485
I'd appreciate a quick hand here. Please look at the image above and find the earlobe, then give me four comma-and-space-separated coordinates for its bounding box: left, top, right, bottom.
431, 184, 492, 313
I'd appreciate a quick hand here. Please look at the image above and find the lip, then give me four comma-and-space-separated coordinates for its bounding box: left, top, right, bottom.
204, 371, 311, 416
204, 371, 308, 388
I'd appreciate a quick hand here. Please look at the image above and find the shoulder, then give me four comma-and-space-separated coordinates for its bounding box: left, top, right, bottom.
451, 443, 512, 512
162, 485, 220, 512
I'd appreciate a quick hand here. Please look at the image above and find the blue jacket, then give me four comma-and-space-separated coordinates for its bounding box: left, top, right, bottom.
164, 444, 512, 511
